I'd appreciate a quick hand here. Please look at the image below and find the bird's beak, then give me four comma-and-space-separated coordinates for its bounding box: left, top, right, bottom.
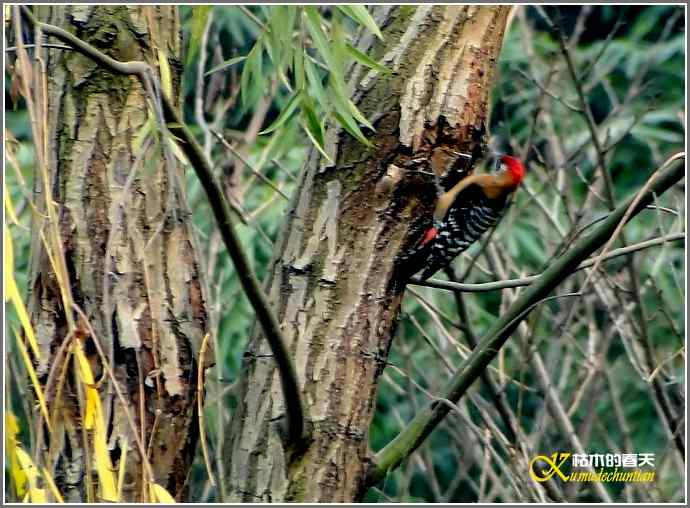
487, 151, 504, 172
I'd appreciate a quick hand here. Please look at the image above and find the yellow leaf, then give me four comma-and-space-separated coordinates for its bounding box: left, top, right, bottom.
13, 327, 52, 433
166, 136, 189, 166
94, 424, 117, 501
5, 225, 41, 360
7, 277, 40, 360
149, 482, 176, 503
15, 448, 47, 503
74, 343, 95, 385
6, 412, 20, 435
4, 179, 20, 224
6, 412, 27, 498
116, 438, 128, 502
158, 49, 173, 99
85, 389, 100, 430
4, 223, 14, 297
74, 343, 117, 501
74, 344, 98, 429
41, 467, 64, 503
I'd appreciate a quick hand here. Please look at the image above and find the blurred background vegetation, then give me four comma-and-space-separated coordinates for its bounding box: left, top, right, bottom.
5, 5, 685, 502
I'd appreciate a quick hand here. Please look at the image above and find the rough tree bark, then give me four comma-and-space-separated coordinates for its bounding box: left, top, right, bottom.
224, 5, 511, 502
27, 6, 206, 502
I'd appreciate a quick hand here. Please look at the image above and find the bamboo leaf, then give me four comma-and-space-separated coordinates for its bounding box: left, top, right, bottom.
345, 43, 390, 74
331, 8, 348, 69
293, 45, 305, 91
187, 6, 212, 66
204, 56, 246, 76
329, 84, 373, 144
301, 100, 325, 149
337, 5, 383, 40
334, 110, 372, 147
267, 6, 288, 71
300, 101, 332, 164
259, 90, 302, 135
241, 40, 263, 109
345, 97, 374, 132
240, 46, 254, 109
304, 7, 342, 83
304, 56, 328, 111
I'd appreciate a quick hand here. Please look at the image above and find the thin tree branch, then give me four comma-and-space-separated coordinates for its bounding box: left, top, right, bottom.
5, 43, 74, 52
366, 156, 684, 487
211, 130, 290, 200
20, 6, 307, 447
413, 232, 684, 293
444, 268, 518, 444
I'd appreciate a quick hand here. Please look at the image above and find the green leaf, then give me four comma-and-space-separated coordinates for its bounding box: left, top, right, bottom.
240, 47, 254, 108
285, 6, 298, 40
304, 56, 328, 111
259, 90, 302, 135
331, 9, 348, 71
304, 7, 343, 84
337, 5, 383, 40
204, 56, 246, 76
293, 44, 305, 91
345, 43, 390, 74
331, 82, 375, 135
334, 111, 371, 146
240, 40, 263, 109
300, 98, 332, 162
345, 97, 374, 132
267, 6, 293, 73
187, 6, 212, 66
301, 99, 324, 148
301, 120, 332, 164
262, 35, 277, 70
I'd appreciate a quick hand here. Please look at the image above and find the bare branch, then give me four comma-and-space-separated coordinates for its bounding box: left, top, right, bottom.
367, 156, 684, 487
413, 231, 684, 292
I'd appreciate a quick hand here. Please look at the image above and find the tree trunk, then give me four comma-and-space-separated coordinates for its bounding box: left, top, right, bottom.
28, 6, 207, 502
224, 5, 510, 502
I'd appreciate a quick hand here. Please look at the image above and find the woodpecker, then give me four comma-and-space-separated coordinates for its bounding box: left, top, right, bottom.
399, 155, 526, 282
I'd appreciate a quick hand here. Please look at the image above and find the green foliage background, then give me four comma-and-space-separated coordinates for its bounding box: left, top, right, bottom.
5, 5, 685, 503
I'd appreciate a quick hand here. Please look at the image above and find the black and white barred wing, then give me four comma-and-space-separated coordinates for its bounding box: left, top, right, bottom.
418, 184, 506, 281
